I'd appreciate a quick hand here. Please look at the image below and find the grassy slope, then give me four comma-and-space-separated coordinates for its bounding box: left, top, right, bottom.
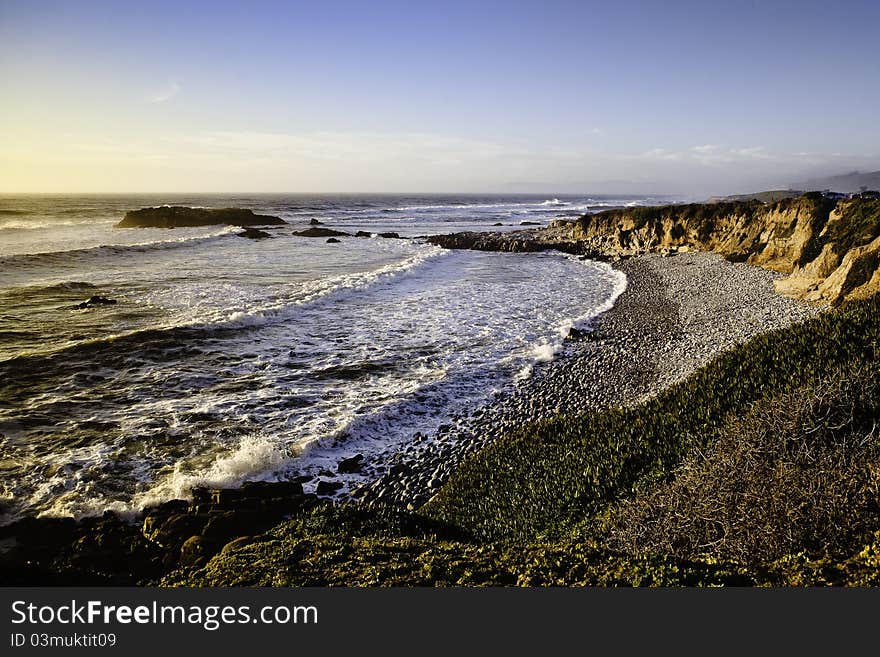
163, 294, 880, 587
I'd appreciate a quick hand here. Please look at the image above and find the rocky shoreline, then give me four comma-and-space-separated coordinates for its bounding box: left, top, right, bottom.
0, 249, 822, 584
355, 251, 821, 509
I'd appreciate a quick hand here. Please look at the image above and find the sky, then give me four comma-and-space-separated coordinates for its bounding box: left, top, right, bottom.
1, 0, 878, 196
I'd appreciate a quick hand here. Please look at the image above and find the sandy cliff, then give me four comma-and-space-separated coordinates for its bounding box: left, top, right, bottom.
560, 194, 880, 304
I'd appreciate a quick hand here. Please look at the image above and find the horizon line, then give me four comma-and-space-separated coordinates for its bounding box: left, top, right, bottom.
0, 190, 682, 197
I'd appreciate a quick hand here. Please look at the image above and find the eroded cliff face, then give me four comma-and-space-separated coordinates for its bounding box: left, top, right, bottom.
541, 194, 880, 305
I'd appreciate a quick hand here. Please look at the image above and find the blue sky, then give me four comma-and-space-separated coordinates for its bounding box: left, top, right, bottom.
1, 0, 878, 194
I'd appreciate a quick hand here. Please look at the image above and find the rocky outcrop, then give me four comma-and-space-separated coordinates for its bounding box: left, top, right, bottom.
293, 227, 350, 238
429, 194, 880, 305
0, 480, 317, 584
237, 227, 271, 239
355, 231, 403, 239
72, 295, 117, 310
427, 231, 600, 256
116, 206, 286, 229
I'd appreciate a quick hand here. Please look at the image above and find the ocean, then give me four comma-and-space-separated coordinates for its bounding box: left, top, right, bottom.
0, 193, 665, 523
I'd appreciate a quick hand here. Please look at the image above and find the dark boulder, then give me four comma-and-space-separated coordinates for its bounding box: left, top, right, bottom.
355, 231, 373, 238
337, 454, 365, 474
73, 296, 117, 310
326, 237, 341, 244
493, 222, 504, 226
293, 227, 351, 238
316, 479, 344, 495
237, 227, 271, 239
116, 206, 286, 229
309, 218, 324, 225
520, 221, 541, 226
377, 232, 401, 239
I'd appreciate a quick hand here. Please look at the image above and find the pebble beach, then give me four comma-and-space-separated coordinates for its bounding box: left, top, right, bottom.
358, 251, 822, 508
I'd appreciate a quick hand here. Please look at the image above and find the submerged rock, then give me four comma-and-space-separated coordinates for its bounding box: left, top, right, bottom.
116, 206, 286, 228
565, 327, 589, 341
237, 227, 271, 239
73, 295, 117, 310
309, 218, 324, 225
326, 237, 341, 244
293, 227, 351, 238
378, 232, 401, 239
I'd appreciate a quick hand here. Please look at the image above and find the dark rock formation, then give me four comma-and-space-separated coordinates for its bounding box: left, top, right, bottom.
353, 231, 401, 239
564, 327, 590, 341
337, 454, 365, 474
237, 227, 271, 239
520, 221, 541, 225
0, 480, 316, 584
73, 295, 117, 310
309, 218, 324, 225
316, 480, 344, 495
293, 227, 351, 238
326, 237, 341, 244
116, 206, 286, 229
426, 231, 593, 256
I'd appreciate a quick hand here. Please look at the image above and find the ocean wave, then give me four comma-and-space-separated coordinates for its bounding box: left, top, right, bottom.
0, 281, 97, 298
0, 242, 448, 369
0, 226, 239, 267
132, 434, 291, 511
394, 199, 571, 212
0, 219, 100, 231
196, 242, 448, 330
515, 258, 628, 380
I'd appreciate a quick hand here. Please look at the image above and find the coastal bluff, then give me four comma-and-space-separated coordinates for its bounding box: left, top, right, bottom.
115, 206, 287, 229
428, 193, 880, 305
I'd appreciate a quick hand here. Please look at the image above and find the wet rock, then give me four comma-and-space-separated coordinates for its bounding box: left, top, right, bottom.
73, 295, 117, 310
337, 454, 365, 474
237, 227, 271, 239
116, 206, 286, 229
316, 479, 344, 495
293, 227, 351, 238
378, 232, 401, 239
326, 237, 341, 243
309, 218, 324, 225
355, 231, 372, 238
142, 512, 204, 550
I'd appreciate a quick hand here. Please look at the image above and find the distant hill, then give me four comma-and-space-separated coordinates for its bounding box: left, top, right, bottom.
798, 170, 880, 193
708, 189, 803, 203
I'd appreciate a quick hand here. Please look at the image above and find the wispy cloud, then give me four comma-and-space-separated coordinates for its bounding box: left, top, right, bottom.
629, 144, 773, 166
148, 79, 180, 104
